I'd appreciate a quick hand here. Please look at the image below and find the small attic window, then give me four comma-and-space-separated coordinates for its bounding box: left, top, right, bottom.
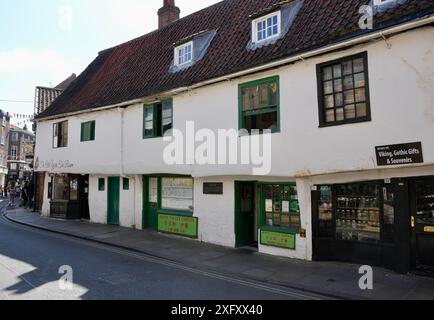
175, 41, 193, 66
170, 30, 217, 73
373, 0, 394, 6
252, 11, 281, 44
247, 0, 304, 50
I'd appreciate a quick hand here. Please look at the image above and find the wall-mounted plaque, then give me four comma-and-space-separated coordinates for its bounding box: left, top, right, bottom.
203, 183, 223, 195
376, 142, 423, 167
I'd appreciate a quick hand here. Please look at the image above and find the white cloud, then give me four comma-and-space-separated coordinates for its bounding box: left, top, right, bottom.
0, 48, 78, 76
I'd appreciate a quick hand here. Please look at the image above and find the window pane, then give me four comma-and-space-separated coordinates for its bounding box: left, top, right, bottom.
256, 111, 277, 131
325, 109, 335, 122
161, 178, 193, 212
53, 176, 69, 200
336, 108, 344, 121
335, 93, 343, 107
242, 88, 251, 111
323, 81, 333, 95
333, 64, 342, 78
260, 84, 268, 107
355, 88, 366, 103
70, 177, 78, 200
323, 67, 333, 81
334, 79, 343, 92
353, 58, 364, 73
250, 86, 259, 110
343, 60, 353, 75
356, 103, 367, 117
344, 90, 355, 104
144, 107, 154, 137
343, 76, 354, 90
354, 73, 365, 88
324, 95, 334, 109
162, 103, 173, 135
149, 178, 158, 203
244, 111, 277, 132
345, 104, 356, 119
269, 82, 277, 106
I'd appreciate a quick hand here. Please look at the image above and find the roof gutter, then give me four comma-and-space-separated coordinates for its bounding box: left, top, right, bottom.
35, 14, 434, 123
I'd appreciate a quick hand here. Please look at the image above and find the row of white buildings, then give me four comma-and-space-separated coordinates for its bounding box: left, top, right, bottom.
34, 0, 434, 274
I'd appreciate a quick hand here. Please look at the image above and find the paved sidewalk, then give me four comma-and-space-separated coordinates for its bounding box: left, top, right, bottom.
4, 208, 434, 300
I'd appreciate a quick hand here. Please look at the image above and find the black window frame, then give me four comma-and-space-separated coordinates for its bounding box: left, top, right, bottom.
53, 120, 68, 149
317, 52, 372, 127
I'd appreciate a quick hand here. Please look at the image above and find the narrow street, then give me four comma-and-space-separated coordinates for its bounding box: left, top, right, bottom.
0, 201, 327, 300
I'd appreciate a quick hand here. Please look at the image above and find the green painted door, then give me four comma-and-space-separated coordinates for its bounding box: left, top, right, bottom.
235, 181, 256, 247
107, 177, 120, 225
143, 177, 159, 230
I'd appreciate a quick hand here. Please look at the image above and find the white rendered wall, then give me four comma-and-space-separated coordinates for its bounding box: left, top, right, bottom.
33, 27, 434, 257
35, 27, 434, 179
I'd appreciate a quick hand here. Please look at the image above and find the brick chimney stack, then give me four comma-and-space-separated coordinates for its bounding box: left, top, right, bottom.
158, 0, 180, 29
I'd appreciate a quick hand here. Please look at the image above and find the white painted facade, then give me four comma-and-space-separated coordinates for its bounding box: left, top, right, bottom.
35, 26, 434, 261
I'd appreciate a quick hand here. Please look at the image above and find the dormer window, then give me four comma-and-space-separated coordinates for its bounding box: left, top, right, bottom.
373, 0, 394, 6
170, 30, 216, 73
175, 41, 193, 66
372, 0, 405, 14
252, 11, 281, 44
247, 0, 304, 50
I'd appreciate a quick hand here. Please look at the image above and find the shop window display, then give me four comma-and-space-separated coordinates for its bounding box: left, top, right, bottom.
335, 184, 381, 242
264, 184, 300, 229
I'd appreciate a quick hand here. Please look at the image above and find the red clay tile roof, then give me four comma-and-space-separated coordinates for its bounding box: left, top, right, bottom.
36, 0, 434, 119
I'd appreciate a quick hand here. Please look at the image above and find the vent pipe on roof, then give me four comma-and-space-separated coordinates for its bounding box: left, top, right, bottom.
158, 0, 180, 29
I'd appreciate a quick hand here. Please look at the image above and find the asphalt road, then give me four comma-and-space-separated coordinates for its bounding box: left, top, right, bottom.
0, 200, 328, 300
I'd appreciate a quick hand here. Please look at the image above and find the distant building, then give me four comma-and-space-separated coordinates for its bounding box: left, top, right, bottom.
34, 73, 76, 116
0, 111, 11, 187
7, 125, 35, 183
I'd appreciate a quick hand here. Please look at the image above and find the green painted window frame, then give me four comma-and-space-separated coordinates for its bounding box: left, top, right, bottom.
143, 99, 173, 139
98, 178, 105, 191
123, 177, 130, 190
238, 76, 280, 134
143, 175, 194, 217
80, 121, 96, 142
258, 182, 301, 234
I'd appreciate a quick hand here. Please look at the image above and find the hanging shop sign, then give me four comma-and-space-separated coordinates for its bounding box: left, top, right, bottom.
158, 214, 198, 238
260, 230, 296, 250
375, 142, 424, 167
203, 183, 223, 195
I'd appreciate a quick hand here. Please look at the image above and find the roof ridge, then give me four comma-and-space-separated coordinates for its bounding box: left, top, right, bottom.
99, 0, 226, 55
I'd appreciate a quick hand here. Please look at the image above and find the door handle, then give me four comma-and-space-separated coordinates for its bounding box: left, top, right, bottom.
411, 216, 415, 228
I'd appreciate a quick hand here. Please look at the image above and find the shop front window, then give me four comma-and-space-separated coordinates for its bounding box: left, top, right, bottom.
335, 184, 381, 243
264, 184, 300, 229
52, 175, 69, 200
383, 185, 395, 243
70, 177, 79, 201
161, 177, 194, 212
318, 186, 334, 238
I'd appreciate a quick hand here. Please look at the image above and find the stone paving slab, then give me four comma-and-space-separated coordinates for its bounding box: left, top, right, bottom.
4, 208, 434, 300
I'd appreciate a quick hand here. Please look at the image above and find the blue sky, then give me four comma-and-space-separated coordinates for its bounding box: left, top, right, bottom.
0, 0, 221, 127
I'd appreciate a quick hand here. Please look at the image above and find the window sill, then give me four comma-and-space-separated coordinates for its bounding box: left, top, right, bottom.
158, 209, 194, 217
239, 128, 280, 137
319, 117, 371, 128
260, 225, 300, 235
